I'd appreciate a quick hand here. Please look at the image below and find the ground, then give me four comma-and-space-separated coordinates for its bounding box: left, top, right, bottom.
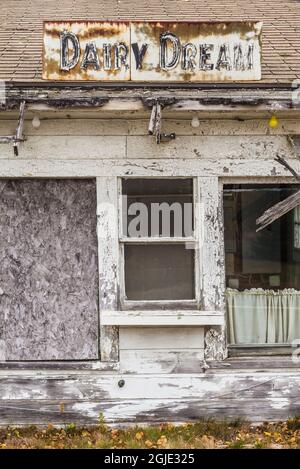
0, 417, 300, 449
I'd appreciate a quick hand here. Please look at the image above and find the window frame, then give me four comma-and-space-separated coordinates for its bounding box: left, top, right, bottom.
118, 177, 201, 310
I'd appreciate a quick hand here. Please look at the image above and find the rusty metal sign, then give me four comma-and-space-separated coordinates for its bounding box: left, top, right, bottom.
43, 21, 262, 82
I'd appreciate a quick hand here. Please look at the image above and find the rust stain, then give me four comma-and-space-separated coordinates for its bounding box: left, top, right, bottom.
44, 21, 129, 38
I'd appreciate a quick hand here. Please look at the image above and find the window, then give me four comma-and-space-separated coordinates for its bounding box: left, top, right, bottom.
120, 178, 197, 305
224, 184, 300, 347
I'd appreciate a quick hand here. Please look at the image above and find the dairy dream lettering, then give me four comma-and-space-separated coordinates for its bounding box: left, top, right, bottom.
43, 21, 262, 81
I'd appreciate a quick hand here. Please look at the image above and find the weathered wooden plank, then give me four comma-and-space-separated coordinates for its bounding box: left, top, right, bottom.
102, 311, 224, 326
0, 397, 299, 425
97, 177, 119, 362
129, 118, 300, 137
2, 108, 298, 121
0, 119, 129, 137
0, 135, 293, 160
0, 158, 298, 178
126, 136, 294, 160
119, 351, 205, 374
4, 98, 295, 115
13, 101, 26, 156
119, 327, 204, 350
257, 188, 300, 232
2, 372, 300, 400
0, 136, 14, 143
198, 177, 224, 311
0, 361, 119, 371
208, 356, 300, 369
0, 136, 127, 159
1, 118, 300, 138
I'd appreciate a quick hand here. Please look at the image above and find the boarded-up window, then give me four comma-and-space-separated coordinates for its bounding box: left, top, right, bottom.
0, 180, 99, 360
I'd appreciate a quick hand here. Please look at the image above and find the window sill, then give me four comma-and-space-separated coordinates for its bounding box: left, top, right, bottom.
0, 361, 119, 371
102, 310, 224, 326
206, 356, 300, 371
228, 344, 294, 357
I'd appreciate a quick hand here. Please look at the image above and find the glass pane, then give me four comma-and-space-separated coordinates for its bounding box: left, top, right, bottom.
224, 184, 300, 345
122, 179, 193, 237
124, 244, 195, 300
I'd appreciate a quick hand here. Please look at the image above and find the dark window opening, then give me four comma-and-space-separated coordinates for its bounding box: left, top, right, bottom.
224, 184, 300, 346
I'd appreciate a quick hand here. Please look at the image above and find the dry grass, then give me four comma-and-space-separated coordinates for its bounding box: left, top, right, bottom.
0, 417, 300, 449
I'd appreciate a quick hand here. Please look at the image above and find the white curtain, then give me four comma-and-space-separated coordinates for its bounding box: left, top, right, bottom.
226, 288, 300, 344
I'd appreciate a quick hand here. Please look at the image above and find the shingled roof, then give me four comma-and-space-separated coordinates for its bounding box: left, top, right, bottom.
1, 0, 300, 83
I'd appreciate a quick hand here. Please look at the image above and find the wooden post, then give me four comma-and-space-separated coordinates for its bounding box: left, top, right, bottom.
198, 177, 224, 311
198, 177, 227, 361
96, 177, 119, 362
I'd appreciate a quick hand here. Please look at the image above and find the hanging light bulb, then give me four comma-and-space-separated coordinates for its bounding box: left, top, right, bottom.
191, 115, 200, 128
32, 116, 40, 128
268, 115, 278, 129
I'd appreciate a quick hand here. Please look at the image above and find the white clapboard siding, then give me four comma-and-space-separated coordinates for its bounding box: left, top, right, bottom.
2, 372, 298, 400
119, 327, 204, 350
0, 136, 127, 159
119, 327, 205, 374
1, 118, 300, 137
126, 135, 293, 160
119, 350, 205, 374
0, 134, 294, 161
0, 158, 297, 179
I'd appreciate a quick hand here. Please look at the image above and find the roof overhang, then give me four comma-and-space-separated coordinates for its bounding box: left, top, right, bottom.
1, 82, 300, 117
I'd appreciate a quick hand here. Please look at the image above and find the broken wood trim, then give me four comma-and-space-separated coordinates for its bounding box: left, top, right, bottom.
0, 85, 297, 113
0, 136, 15, 143
101, 310, 224, 326
147, 100, 176, 144
148, 104, 157, 135
274, 154, 300, 182
256, 190, 300, 232
1, 97, 110, 110
13, 100, 26, 156
39, 97, 110, 108
256, 155, 300, 231
142, 97, 177, 109
0, 101, 26, 155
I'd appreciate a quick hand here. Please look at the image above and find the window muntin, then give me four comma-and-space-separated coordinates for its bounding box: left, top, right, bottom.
121, 178, 196, 302
224, 184, 300, 346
